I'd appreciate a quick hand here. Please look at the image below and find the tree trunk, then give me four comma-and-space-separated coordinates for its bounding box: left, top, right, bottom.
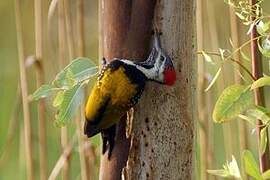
123, 1, 196, 179
99, 1, 156, 179
99, 0, 196, 179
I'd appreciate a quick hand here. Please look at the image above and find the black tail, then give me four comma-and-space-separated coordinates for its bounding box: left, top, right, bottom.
84, 121, 100, 137
84, 121, 116, 160
101, 125, 116, 160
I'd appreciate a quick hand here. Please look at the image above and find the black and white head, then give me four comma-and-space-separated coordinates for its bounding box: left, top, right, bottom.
121, 34, 176, 86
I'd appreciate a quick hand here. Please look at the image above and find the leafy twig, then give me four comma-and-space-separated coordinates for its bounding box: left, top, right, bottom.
197, 51, 256, 81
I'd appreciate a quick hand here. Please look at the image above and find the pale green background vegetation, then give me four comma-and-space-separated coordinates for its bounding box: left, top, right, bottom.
1, 0, 270, 179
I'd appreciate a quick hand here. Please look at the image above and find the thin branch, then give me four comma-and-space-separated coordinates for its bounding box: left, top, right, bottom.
0, 84, 21, 168
197, 51, 256, 81
75, 108, 89, 180
14, 0, 34, 179
250, 0, 270, 172
48, 135, 77, 180
229, 35, 262, 59
61, 128, 69, 180
197, 35, 265, 82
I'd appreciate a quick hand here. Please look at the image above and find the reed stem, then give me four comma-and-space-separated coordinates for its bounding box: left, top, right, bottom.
34, 0, 48, 179
58, 0, 70, 179
76, 0, 91, 178
14, 0, 34, 179
63, 0, 89, 179
229, 6, 248, 179
196, 0, 209, 179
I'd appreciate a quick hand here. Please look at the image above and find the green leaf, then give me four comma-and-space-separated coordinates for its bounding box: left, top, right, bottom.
31, 84, 60, 101
226, 156, 242, 179
260, 127, 268, 154
65, 68, 76, 88
213, 85, 253, 123
256, 20, 270, 36
205, 68, 221, 92
251, 76, 270, 89
224, 0, 235, 6
53, 91, 64, 107
53, 57, 98, 88
243, 21, 252, 26
54, 83, 84, 127
262, 169, 270, 179
207, 156, 241, 179
258, 38, 270, 58
235, 12, 246, 20
243, 150, 263, 180
246, 106, 270, 125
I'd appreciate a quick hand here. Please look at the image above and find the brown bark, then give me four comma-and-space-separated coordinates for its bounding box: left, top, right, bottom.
250, 0, 270, 172
99, 0, 195, 179
99, 1, 156, 179
124, 1, 195, 179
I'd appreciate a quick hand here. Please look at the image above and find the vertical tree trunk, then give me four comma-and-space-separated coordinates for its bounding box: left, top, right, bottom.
124, 1, 196, 179
99, 0, 195, 179
99, 1, 156, 179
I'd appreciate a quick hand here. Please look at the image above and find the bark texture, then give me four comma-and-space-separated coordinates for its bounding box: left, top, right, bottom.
123, 1, 196, 179
99, 1, 156, 179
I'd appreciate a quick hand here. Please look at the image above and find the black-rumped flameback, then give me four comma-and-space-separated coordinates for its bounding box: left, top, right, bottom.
84, 34, 176, 159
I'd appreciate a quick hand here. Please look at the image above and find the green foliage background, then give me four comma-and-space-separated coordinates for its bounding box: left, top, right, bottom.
2, 0, 270, 179
0, 0, 99, 179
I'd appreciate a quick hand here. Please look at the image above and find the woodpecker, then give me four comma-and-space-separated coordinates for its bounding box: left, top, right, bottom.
84, 33, 176, 159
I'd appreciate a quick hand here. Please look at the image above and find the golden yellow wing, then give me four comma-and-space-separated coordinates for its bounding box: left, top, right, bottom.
85, 65, 138, 136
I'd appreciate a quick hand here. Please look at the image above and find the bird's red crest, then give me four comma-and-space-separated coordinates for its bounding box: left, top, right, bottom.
164, 68, 176, 86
